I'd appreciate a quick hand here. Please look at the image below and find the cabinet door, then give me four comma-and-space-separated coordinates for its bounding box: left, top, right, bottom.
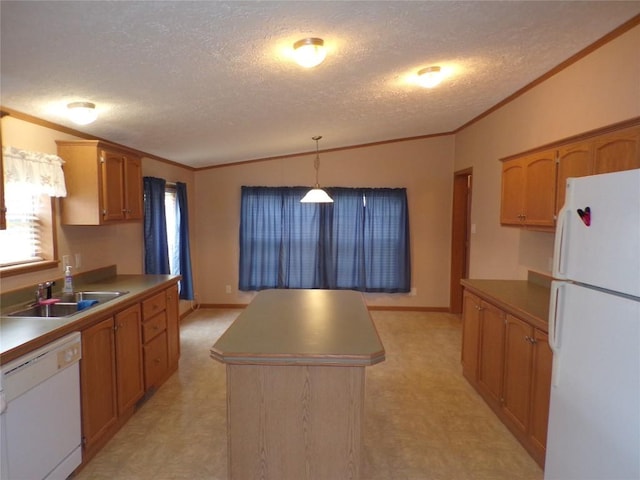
500, 160, 525, 225
114, 304, 144, 414
477, 301, 506, 405
593, 125, 640, 174
502, 315, 533, 433
0, 146, 6, 230
461, 291, 481, 381
101, 150, 125, 222
144, 331, 169, 390
124, 156, 142, 220
529, 329, 552, 458
81, 317, 118, 450
166, 284, 180, 369
522, 151, 556, 227
556, 142, 592, 214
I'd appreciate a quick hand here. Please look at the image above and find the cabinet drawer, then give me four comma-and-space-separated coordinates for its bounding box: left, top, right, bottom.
142, 312, 167, 343
142, 291, 166, 319
143, 331, 168, 390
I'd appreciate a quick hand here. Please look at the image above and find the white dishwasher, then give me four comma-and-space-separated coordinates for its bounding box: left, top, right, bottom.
0, 332, 82, 480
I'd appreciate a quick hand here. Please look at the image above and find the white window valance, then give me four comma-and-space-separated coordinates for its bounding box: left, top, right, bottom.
2, 146, 67, 197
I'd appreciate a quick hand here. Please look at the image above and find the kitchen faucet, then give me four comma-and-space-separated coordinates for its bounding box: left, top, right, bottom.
35, 281, 55, 304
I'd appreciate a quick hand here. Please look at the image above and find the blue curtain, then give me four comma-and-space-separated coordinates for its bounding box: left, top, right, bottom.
143, 177, 170, 275
176, 182, 195, 300
239, 186, 410, 293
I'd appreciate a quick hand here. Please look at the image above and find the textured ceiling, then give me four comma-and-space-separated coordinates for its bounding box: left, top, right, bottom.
1, 1, 639, 168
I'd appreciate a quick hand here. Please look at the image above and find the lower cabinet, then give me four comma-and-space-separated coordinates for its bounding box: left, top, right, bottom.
79, 282, 180, 463
80, 304, 143, 459
461, 290, 552, 467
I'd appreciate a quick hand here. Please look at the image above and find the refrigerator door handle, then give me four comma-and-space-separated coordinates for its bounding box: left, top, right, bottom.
549, 281, 564, 387
553, 204, 569, 279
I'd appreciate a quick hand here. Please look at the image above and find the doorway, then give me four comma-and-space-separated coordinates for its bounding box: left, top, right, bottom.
450, 168, 472, 314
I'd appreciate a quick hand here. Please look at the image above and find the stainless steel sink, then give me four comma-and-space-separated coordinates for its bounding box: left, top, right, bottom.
72, 290, 128, 302
8, 302, 81, 318
6, 290, 128, 318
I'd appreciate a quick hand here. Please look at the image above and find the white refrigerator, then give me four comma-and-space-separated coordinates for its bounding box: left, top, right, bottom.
545, 168, 640, 480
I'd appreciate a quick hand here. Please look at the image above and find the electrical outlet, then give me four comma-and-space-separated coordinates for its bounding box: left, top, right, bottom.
225, 285, 231, 294
410, 287, 417, 296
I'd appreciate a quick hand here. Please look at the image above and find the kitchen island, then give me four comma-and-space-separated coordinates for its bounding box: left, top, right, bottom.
211, 289, 385, 480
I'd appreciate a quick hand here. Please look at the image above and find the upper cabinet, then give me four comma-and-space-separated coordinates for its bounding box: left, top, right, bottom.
592, 125, 640, 175
556, 124, 640, 214
500, 149, 556, 229
502, 122, 640, 229
0, 148, 6, 230
57, 141, 143, 225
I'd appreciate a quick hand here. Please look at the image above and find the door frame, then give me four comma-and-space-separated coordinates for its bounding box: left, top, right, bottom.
450, 168, 473, 314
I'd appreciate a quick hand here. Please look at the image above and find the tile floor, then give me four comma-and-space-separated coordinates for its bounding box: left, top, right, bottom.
74, 309, 543, 480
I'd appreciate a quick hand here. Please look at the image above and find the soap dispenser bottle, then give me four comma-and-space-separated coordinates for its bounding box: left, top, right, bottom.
63, 265, 74, 294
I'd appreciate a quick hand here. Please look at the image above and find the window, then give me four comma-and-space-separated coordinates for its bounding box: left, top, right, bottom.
239, 186, 411, 293
143, 176, 194, 300
164, 187, 179, 276
0, 187, 43, 266
0, 146, 62, 275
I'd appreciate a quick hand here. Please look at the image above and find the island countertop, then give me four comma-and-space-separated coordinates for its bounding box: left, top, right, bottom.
210, 289, 385, 366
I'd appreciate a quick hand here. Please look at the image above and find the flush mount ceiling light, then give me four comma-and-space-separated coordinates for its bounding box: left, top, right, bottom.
67, 101, 97, 125
293, 38, 326, 68
417, 66, 443, 88
301, 136, 333, 203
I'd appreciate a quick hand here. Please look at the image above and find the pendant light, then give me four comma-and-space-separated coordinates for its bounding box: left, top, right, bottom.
300, 136, 333, 203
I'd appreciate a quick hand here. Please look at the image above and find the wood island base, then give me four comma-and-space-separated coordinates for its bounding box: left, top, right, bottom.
211, 289, 385, 480
227, 364, 364, 479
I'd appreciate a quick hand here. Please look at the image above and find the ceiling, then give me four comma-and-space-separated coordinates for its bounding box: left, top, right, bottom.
1, 2, 639, 169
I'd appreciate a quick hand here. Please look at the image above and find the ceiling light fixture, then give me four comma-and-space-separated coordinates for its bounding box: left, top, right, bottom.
67, 101, 98, 125
417, 66, 443, 88
301, 136, 333, 203
293, 38, 326, 68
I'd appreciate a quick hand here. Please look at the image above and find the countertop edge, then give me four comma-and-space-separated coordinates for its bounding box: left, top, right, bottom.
210, 347, 386, 367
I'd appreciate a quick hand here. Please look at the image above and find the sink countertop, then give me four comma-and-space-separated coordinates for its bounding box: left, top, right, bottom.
1, 272, 180, 364
460, 279, 550, 332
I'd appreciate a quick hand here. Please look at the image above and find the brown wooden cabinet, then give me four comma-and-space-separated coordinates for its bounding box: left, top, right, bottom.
114, 304, 144, 414
555, 125, 640, 213
477, 301, 507, 404
461, 288, 551, 467
592, 125, 640, 175
80, 306, 144, 459
461, 291, 481, 381
502, 315, 534, 433
0, 149, 5, 230
528, 329, 552, 460
141, 286, 180, 390
56, 140, 142, 225
500, 150, 556, 228
166, 283, 180, 369
80, 317, 118, 456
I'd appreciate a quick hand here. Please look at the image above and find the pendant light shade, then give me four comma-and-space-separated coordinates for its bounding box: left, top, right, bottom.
300, 188, 334, 203
301, 136, 333, 203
